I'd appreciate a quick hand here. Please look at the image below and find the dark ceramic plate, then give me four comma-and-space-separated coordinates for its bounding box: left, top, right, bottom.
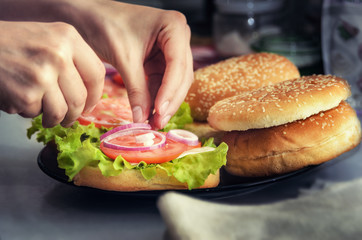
37, 144, 357, 199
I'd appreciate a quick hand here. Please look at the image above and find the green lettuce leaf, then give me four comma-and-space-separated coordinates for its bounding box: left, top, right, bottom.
57, 137, 113, 180
27, 115, 107, 145
160, 142, 228, 189
201, 137, 217, 148
161, 102, 193, 132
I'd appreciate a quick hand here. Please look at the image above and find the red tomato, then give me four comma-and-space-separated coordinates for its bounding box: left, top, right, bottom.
78, 97, 133, 128
109, 73, 148, 88
103, 78, 127, 98
112, 73, 124, 85
100, 131, 201, 164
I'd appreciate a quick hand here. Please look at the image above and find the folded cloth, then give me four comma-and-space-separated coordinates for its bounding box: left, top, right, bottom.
157, 178, 362, 240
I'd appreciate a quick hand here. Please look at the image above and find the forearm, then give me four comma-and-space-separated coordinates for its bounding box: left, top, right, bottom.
0, 0, 73, 22
0, 0, 107, 53
0, 0, 131, 53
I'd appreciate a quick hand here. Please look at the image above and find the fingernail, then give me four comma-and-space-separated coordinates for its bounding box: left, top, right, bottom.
161, 115, 171, 129
132, 106, 143, 123
66, 121, 75, 128
159, 101, 169, 116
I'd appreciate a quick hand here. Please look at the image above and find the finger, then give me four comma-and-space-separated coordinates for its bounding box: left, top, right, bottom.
151, 57, 193, 130
58, 65, 87, 127
145, 50, 166, 115
2, 87, 42, 118
147, 72, 163, 113
117, 58, 151, 124
0, 66, 43, 117
19, 101, 42, 118
152, 23, 193, 129
72, 36, 105, 113
41, 87, 68, 128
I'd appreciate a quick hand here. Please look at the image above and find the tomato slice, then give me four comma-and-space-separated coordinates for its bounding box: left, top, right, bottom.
78, 97, 133, 128
111, 73, 124, 86
107, 73, 148, 91
100, 131, 201, 164
103, 78, 127, 98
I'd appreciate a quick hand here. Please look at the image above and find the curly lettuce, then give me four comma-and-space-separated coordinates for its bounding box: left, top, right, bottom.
160, 102, 193, 132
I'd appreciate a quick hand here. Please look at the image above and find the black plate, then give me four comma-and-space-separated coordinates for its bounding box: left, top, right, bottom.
37, 144, 358, 199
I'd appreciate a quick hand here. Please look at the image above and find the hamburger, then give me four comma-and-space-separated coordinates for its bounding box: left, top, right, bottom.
208, 74, 362, 177
28, 75, 228, 191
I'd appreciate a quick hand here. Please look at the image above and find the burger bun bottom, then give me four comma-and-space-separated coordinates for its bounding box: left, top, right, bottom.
223, 101, 362, 177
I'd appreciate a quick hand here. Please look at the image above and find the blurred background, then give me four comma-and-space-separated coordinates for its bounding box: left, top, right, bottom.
117, 0, 362, 112
117, 0, 324, 75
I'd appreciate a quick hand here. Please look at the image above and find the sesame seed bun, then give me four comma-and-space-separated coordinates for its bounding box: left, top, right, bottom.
73, 167, 220, 191
208, 75, 351, 131
185, 52, 300, 121
222, 101, 361, 177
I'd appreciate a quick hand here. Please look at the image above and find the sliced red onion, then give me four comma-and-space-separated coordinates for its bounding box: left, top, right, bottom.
100, 123, 151, 141
166, 129, 199, 146
103, 129, 166, 151
104, 62, 118, 76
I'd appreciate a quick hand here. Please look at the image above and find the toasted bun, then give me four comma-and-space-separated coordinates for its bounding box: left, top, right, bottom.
73, 167, 220, 191
223, 101, 362, 177
208, 75, 351, 131
185, 52, 300, 121
183, 122, 225, 145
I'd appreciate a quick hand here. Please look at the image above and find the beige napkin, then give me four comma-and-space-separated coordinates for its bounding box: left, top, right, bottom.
157, 178, 362, 240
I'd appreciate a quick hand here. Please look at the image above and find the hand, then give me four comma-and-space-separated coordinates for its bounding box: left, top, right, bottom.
67, 1, 194, 129
0, 21, 105, 127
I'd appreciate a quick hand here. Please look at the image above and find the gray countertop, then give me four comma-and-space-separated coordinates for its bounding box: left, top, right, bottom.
1, 112, 361, 240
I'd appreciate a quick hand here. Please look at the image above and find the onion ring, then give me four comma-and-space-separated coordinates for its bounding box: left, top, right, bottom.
104, 62, 118, 76
100, 123, 151, 141
166, 129, 199, 146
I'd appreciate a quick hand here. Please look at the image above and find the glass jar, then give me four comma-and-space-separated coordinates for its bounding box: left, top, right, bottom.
251, 34, 322, 75
213, 0, 285, 57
